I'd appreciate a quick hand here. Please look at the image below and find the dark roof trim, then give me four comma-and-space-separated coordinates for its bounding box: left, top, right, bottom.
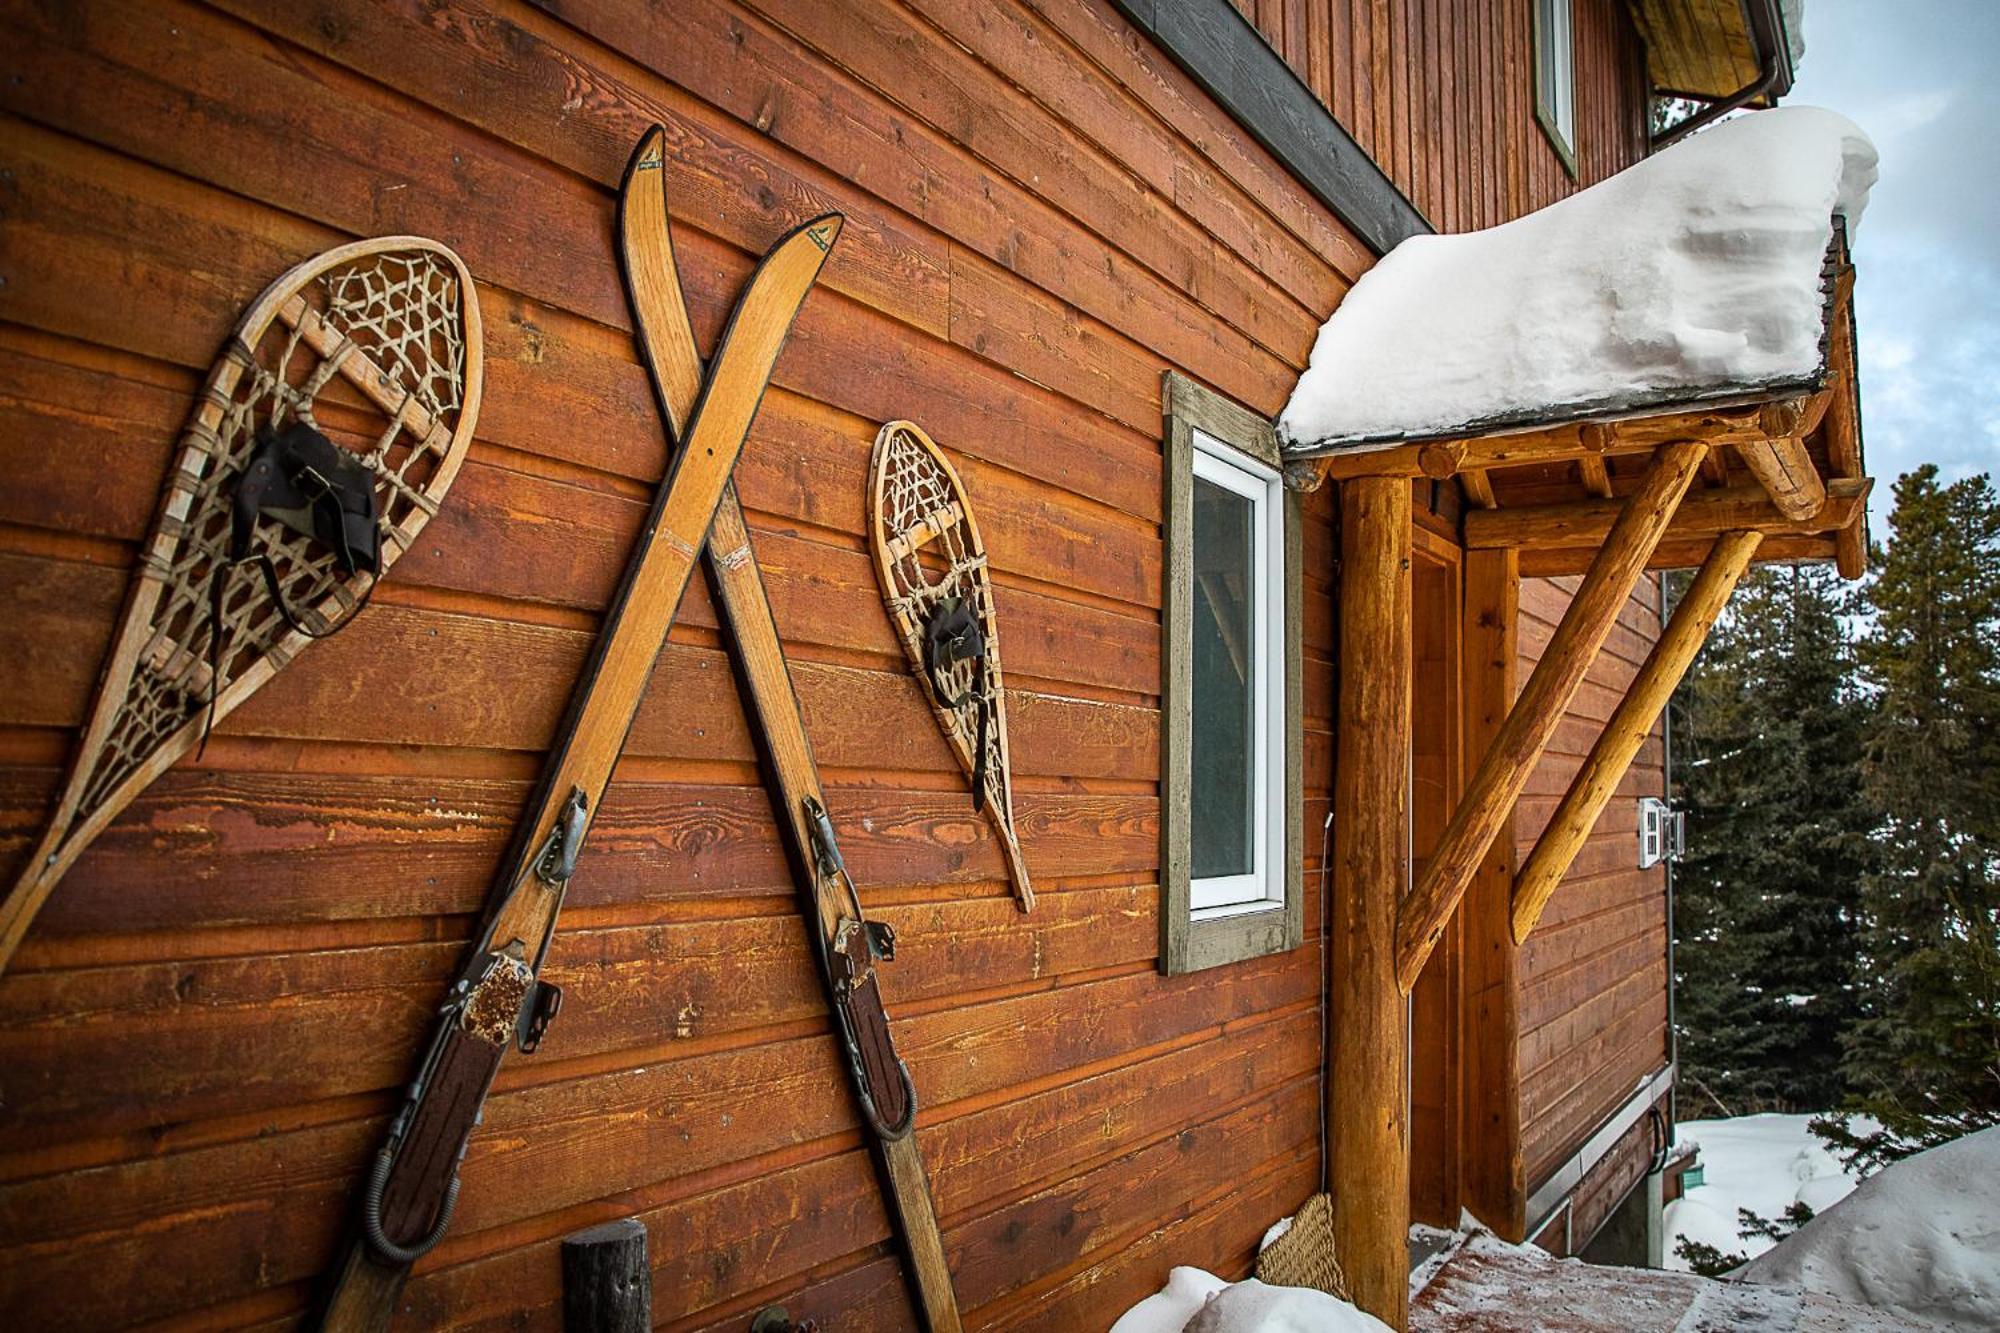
1743, 0, 1798, 101
1106, 0, 1430, 255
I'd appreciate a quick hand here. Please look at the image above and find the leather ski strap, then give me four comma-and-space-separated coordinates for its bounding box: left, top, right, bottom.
618, 126, 963, 1333
315, 206, 842, 1333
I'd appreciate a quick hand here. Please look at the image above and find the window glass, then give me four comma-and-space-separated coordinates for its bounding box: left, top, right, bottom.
1191, 475, 1256, 879
1187, 437, 1279, 913
1537, 0, 1577, 166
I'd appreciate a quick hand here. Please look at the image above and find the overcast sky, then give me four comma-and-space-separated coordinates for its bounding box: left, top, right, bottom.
1787, 1, 2000, 527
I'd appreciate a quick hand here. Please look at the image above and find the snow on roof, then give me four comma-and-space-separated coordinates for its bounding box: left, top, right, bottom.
1279, 107, 1876, 455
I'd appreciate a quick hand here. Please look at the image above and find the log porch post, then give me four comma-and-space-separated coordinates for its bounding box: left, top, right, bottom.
1511, 529, 1763, 940
1394, 441, 1708, 992
1330, 476, 1413, 1328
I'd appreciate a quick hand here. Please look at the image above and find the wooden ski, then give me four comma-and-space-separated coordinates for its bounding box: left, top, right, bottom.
0, 238, 482, 975
314, 206, 841, 1332
619, 127, 964, 1333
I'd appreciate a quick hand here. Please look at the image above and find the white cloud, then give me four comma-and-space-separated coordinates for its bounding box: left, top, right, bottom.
1790, 1, 2000, 524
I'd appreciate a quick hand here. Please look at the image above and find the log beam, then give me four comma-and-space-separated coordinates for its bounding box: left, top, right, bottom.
1520, 532, 1835, 577
1510, 531, 1764, 942
1578, 455, 1613, 498
1309, 402, 1772, 481
1734, 399, 1826, 520
1823, 265, 1868, 579
1463, 478, 1871, 550
1394, 441, 1707, 993
1330, 476, 1413, 1328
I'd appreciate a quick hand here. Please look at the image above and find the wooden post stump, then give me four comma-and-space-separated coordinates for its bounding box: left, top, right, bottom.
562, 1218, 650, 1333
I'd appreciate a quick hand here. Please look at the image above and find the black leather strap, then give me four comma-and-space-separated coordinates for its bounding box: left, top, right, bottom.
920, 597, 991, 812
201, 423, 380, 754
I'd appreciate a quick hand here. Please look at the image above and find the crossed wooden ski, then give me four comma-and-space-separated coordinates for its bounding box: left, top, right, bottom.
315, 199, 843, 1329
621, 128, 964, 1333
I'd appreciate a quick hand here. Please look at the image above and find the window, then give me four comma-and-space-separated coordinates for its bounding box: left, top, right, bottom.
1161, 373, 1302, 975
1534, 0, 1578, 174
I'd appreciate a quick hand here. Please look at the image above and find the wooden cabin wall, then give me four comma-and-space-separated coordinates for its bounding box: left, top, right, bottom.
1512, 577, 1671, 1191
0, 0, 1368, 1327
1232, 0, 1651, 231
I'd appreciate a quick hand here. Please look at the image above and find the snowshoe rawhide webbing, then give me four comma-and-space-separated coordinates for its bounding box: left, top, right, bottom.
0, 238, 482, 976
870, 420, 1032, 911
315, 207, 841, 1333
619, 126, 963, 1333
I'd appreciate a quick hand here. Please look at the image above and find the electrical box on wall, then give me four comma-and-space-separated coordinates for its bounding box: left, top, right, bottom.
1637, 796, 1684, 869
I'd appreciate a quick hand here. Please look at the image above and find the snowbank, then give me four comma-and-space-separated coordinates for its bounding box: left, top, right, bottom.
1279, 106, 1877, 450
1663, 1112, 1873, 1271
1739, 1126, 2000, 1329
1106, 1267, 1391, 1333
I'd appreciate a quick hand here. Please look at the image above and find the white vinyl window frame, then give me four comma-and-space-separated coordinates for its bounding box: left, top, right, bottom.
1186, 437, 1287, 917
1534, 0, 1579, 176
1159, 372, 1303, 976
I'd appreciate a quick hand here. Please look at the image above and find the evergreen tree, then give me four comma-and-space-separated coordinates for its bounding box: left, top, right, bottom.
1840, 466, 2000, 1152
1671, 562, 1874, 1112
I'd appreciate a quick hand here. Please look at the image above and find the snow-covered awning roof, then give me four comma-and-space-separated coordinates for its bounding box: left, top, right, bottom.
1279, 108, 1878, 458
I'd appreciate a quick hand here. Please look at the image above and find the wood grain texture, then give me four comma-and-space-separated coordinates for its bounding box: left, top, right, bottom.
1512, 572, 1672, 1195
623, 143, 959, 1328
1233, 0, 1648, 232
1465, 478, 1871, 550
1458, 548, 1525, 1239
1512, 531, 1760, 941
1396, 443, 1705, 993
1734, 420, 1827, 522
0, 0, 1659, 1325
1329, 477, 1411, 1327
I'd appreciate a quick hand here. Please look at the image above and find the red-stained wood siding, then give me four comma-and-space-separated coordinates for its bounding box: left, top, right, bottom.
1514, 576, 1672, 1190
0, 1, 1670, 1325
0, 1, 1359, 1327
1242, 0, 1651, 231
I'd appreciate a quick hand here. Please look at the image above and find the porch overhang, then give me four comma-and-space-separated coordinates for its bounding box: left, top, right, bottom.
1300, 107, 1878, 1330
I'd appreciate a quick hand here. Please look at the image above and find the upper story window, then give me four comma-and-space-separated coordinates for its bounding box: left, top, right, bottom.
1535, 0, 1579, 174
1160, 373, 1302, 975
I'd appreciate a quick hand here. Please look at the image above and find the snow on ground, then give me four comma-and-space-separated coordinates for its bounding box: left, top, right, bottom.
1278, 106, 1878, 450
1740, 1126, 2000, 1329
1664, 1112, 1875, 1270
1106, 1266, 1391, 1333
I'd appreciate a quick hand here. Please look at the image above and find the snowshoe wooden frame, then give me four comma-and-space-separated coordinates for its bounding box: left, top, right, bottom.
0, 237, 483, 975
869, 421, 1033, 911
314, 205, 841, 1332
620, 127, 963, 1333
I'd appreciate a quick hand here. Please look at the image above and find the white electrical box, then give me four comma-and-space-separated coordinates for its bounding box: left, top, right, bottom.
1638, 796, 1679, 869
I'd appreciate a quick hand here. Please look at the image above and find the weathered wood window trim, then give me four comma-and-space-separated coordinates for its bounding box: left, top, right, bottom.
1161, 372, 1304, 975
1534, 0, 1581, 177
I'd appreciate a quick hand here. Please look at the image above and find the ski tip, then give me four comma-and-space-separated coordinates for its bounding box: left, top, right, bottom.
802, 213, 843, 254
623, 125, 669, 185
